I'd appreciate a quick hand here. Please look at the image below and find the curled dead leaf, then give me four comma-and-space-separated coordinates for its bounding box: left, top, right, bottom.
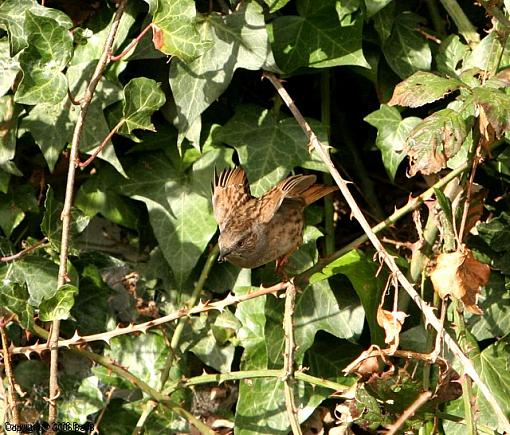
376, 306, 408, 353
430, 248, 490, 314
343, 345, 388, 379
151, 24, 164, 51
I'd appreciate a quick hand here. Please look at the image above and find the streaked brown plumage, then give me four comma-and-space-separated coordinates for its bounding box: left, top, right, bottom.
212, 167, 337, 269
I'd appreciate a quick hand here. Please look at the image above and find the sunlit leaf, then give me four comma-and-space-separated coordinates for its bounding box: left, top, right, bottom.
39, 284, 78, 321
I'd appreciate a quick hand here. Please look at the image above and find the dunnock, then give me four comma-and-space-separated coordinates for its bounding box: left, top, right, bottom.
212, 167, 337, 270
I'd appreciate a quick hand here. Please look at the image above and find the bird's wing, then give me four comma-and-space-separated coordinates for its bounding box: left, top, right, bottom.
258, 174, 316, 223
212, 167, 252, 231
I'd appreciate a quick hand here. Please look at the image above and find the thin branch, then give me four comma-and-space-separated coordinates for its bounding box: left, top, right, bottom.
11, 282, 288, 356
46, 0, 127, 426
263, 71, 510, 433
110, 22, 154, 62
0, 237, 48, 262
0, 321, 20, 425
386, 391, 433, 435
283, 280, 302, 435
79, 119, 125, 168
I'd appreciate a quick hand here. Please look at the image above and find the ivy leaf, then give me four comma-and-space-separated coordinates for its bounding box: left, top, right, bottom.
405, 108, 468, 176
270, 0, 369, 73
0, 276, 34, 329
473, 87, 510, 138
464, 32, 504, 75
436, 35, 470, 76
309, 249, 386, 345
119, 77, 166, 138
388, 72, 462, 108
15, 11, 73, 105
169, 0, 276, 146
365, 0, 393, 17
0, 95, 22, 177
0, 39, 20, 97
120, 148, 233, 290
263, 0, 291, 12
12, 256, 59, 306
383, 12, 431, 79
0, 185, 37, 236
214, 104, 328, 196
41, 186, 91, 253
150, 0, 210, 61
364, 105, 421, 181
39, 284, 78, 321
20, 62, 124, 172
58, 376, 103, 424
0, 0, 72, 55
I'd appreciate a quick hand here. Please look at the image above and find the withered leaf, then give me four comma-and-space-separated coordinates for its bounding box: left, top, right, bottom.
430, 248, 490, 315
405, 108, 468, 176
376, 306, 408, 352
473, 87, 510, 139
388, 71, 462, 108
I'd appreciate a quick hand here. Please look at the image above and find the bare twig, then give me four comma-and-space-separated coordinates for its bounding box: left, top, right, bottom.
110, 22, 154, 62
283, 280, 302, 435
79, 119, 125, 168
0, 320, 20, 425
12, 282, 288, 356
91, 387, 115, 435
263, 71, 510, 433
386, 391, 433, 435
46, 0, 127, 425
0, 237, 48, 262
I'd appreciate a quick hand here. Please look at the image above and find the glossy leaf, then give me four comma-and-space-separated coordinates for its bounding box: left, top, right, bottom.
364, 104, 421, 181
151, 0, 209, 61
270, 0, 369, 73
39, 284, 78, 321
383, 12, 431, 79
215, 104, 328, 196
15, 12, 73, 105
169, 0, 276, 146
0, 276, 34, 329
120, 77, 166, 136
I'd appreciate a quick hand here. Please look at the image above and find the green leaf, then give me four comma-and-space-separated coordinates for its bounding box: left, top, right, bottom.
39, 284, 78, 321
436, 35, 470, 76
14, 11, 73, 105
0, 184, 37, 236
388, 71, 462, 108
383, 12, 431, 79
0, 276, 34, 329
169, 0, 276, 145
473, 87, 510, 138
103, 331, 170, 390
464, 31, 504, 75
270, 0, 369, 73
364, 0, 393, 17
41, 186, 91, 253
0, 39, 20, 97
119, 77, 166, 137
12, 256, 58, 306
309, 250, 385, 345
58, 376, 103, 424
120, 148, 233, 289
364, 104, 421, 181
151, 0, 210, 61
468, 273, 510, 340
214, 104, 328, 196
21, 62, 123, 172
405, 108, 469, 176
0, 0, 72, 55
75, 167, 138, 230
263, 0, 291, 12
0, 95, 22, 176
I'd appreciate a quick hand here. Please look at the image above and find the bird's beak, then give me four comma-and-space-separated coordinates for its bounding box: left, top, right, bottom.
218, 248, 231, 263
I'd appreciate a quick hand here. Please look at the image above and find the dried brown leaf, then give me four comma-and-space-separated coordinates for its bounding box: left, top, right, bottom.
376, 306, 408, 352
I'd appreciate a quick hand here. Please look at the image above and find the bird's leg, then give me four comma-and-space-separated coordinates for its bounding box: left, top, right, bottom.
275, 255, 290, 281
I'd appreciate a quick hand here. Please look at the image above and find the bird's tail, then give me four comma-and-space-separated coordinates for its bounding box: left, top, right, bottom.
302, 184, 338, 205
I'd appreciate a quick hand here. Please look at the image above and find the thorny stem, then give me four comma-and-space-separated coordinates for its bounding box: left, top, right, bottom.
0, 323, 20, 425
46, 0, 126, 426
386, 391, 433, 435
263, 71, 510, 433
283, 281, 302, 435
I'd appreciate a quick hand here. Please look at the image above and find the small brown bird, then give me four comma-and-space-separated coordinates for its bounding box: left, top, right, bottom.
212, 167, 337, 270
